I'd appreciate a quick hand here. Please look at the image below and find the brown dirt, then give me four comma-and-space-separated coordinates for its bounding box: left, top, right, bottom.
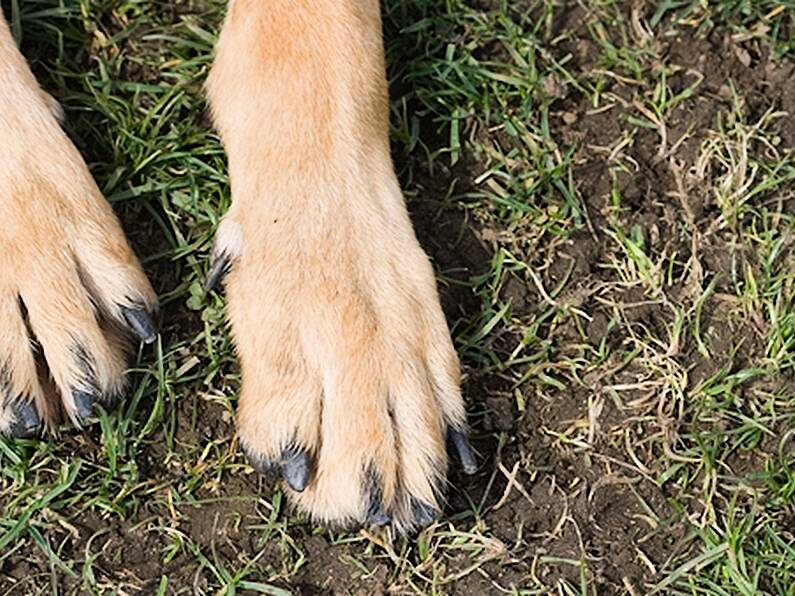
401, 4, 795, 593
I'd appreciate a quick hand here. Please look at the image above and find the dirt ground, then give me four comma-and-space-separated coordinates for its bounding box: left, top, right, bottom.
2, 0, 795, 594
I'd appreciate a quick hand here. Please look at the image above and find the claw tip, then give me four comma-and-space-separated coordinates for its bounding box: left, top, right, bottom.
410, 497, 440, 529
121, 306, 157, 344
73, 391, 96, 421
281, 447, 311, 492
7, 400, 42, 438
449, 428, 477, 475
204, 252, 232, 294
368, 507, 391, 527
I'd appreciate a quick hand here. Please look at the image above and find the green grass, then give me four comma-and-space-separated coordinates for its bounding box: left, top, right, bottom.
2, 0, 795, 594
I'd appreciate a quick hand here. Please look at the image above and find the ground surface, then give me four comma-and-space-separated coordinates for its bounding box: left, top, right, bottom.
1, 0, 795, 594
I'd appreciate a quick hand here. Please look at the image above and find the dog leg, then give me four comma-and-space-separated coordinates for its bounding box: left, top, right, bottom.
206, 0, 474, 531
0, 15, 157, 436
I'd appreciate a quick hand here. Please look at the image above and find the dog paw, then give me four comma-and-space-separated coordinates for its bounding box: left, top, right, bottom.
0, 66, 157, 437
209, 203, 474, 532
204, 0, 474, 530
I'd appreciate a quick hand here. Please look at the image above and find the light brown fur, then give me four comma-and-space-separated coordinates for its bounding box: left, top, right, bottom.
206, 0, 467, 529
0, 16, 156, 429
1, 0, 468, 531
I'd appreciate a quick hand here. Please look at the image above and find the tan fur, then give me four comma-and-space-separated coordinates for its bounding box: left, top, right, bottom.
0, 1, 467, 530
206, 0, 467, 529
0, 16, 156, 429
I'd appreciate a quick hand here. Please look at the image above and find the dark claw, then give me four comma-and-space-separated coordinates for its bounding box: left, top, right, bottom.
73, 390, 96, 421
448, 428, 477, 475
410, 497, 440, 528
204, 251, 232, 293
280, 447, 311, 492
365, 470, 391, 526
243, 445, 274, 475
121, 306, 157, 344
368, 503, 391, 527
8, 400, 41, 438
